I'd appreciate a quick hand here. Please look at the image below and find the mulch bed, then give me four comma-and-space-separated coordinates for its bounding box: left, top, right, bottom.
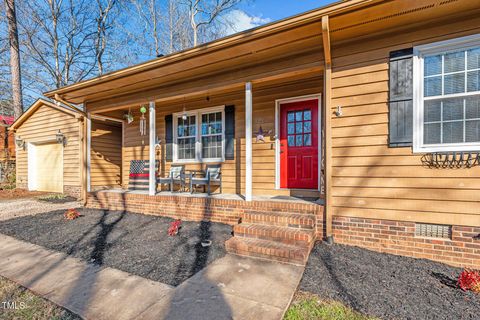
0, 189, 48, 200
0, 209, 232, 287
299, 243, 480, 320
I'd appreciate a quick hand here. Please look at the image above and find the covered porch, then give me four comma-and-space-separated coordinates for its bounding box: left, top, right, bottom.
88, 77, 326, 202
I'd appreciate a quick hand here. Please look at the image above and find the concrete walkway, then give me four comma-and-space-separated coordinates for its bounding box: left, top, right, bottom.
0, 234, 304, 320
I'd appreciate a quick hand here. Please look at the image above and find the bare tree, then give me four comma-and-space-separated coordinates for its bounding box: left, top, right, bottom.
4, 0, 23, 119
184, 0, 241, 46
94, 0, 116, 75
19, 0, 96, 90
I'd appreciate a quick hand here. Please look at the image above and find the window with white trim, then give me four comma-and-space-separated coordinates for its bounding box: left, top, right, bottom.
414, 34, 480, 152
173, 106, 225, 162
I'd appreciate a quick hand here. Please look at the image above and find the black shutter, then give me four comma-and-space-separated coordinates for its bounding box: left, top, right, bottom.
389, 48, 414, 148
165, 114, 173, 162
224, 105, 235, 160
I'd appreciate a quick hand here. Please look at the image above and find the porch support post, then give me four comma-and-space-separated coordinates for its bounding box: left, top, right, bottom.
245, 82, 253, 201
149, 101, 156, 196
322, 15, 334, 243
86, 113, 92, 193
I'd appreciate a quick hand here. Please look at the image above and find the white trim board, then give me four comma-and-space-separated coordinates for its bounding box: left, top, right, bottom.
274, 94, 322, 191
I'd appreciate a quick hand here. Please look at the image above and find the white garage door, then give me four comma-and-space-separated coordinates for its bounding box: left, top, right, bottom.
28, 143, 63, 193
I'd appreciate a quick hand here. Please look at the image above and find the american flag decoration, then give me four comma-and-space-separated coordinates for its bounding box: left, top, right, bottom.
128, 160, 159, 191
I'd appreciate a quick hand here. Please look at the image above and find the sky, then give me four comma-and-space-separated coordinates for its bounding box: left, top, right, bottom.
224, 0, 336, 33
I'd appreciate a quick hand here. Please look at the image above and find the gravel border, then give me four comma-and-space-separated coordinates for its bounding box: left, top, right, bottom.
299, 242, 480, 320
0, 198, 82, 222
0, 209, 232, 286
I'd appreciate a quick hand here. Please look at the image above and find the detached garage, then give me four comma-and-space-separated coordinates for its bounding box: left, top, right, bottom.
10, 99, 122, 199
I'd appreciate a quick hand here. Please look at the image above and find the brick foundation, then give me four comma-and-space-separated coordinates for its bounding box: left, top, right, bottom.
328, 216, 480, 269
63, 185, 81, 199
87, 191, 323, 226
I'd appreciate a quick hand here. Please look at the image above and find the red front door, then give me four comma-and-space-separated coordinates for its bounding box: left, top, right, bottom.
280, 99, 318, 189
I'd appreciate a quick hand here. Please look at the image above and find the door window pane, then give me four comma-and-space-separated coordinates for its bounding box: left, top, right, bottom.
296, 122, 303, 134
304, 134, 312, 146
288, 112, 295, 122
288, 123, 295, 134
304, 110, 312, 120
304, 121, 311, 133
288, 136, 295, 146
295, 111, 303, 121
295, 135, 303, 146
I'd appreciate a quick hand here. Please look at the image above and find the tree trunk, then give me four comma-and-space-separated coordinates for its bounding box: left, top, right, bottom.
4, 0, 23, 120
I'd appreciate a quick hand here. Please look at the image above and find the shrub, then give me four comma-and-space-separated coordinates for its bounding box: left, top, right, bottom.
64, 209, 80, 220
458, 269, 480, 293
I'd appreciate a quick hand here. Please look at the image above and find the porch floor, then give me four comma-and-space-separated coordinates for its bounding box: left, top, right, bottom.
100, 188, 325, 206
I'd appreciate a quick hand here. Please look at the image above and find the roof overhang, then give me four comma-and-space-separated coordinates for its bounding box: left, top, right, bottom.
44, 0, 480, 108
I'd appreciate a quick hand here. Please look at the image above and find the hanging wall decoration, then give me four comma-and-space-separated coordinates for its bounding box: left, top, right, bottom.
139, 105, 147, 136
124, 107, 134, 124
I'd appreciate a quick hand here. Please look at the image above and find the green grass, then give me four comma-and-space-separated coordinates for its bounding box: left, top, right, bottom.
0, 276, 79, 320
284, 292, 377, 320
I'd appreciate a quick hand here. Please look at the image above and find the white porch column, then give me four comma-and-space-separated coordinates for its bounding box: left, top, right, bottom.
245, 82, 253, 201
86, 113, 92, 192
149, 101, 156, 196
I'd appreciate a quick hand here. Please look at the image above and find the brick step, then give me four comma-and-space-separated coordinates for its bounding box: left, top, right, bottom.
233, 223, 314, 246
225, 237, 310, 265
240, 211, 316, 229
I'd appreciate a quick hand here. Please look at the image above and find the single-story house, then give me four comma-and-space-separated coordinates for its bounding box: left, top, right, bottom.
10, 99, 122, 197
13, 0, 480, 268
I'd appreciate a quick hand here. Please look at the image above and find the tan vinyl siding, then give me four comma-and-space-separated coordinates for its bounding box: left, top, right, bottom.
121, 78, 323, 196
91, 120, 122, 188
15, 104, 81, 189
330, 14, 480, 227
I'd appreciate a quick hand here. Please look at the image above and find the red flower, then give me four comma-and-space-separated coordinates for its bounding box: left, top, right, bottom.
168, 219, 182, 236
458, 269, 480, 293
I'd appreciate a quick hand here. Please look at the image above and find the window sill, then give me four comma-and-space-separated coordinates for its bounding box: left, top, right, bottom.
172, 158, 225, 164
413, 145, 480, 153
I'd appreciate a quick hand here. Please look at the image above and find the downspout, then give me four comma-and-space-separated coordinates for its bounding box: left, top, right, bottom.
322, 15, 334, 244
52, 94, 88, 205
